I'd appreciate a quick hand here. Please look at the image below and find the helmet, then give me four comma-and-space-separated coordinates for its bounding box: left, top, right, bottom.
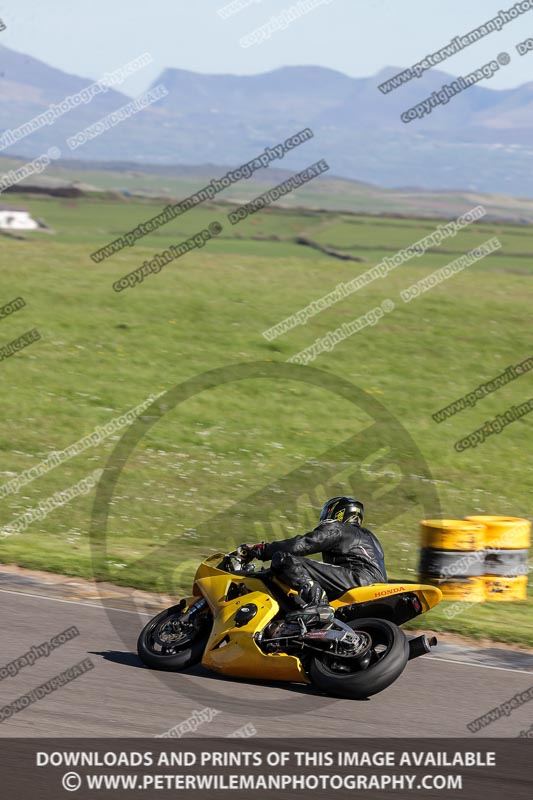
319, 496, 364, 526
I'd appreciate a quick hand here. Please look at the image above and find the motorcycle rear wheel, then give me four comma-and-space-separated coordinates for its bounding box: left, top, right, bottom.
137, 602, 212, 671
309, 617, 409, 699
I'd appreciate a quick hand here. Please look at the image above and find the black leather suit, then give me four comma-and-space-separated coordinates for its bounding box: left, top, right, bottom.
262, 519, 387, 600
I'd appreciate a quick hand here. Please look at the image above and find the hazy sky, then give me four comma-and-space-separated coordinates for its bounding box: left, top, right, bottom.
1, 0, 532, 95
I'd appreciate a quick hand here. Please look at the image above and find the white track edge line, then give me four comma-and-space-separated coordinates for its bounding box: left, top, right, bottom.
2, 588, 532, 674
0, 587, 153, 615
426, 655, 533, 675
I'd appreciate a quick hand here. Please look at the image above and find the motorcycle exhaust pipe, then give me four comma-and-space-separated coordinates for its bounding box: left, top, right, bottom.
408, 634, 438, 660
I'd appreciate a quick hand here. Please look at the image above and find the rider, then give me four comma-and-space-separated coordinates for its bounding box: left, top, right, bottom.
241, 496, 387, 620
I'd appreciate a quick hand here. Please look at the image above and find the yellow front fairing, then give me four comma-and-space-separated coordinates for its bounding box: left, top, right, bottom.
195, 555, 308, 682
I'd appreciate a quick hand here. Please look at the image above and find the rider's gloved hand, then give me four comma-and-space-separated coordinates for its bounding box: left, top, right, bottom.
238, 542, 266, 561
297, 580, 329, 607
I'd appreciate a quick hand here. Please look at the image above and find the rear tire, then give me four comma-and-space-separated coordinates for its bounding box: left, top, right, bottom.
309, 618, 408, 699
137, 602, 212, 671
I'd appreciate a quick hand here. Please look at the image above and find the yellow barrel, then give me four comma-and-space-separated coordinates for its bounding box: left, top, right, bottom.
420, 576, 486, 603
421, 519, 485, 551
464, 516, 531, 549
483, 575, 528, 602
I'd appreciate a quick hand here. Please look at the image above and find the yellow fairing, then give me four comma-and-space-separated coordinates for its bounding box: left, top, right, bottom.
195, 557, 308, 682
193, 555, 441, 682
331, 582, 443, 614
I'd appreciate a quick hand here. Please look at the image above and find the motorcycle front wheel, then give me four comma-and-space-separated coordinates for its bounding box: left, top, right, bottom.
137, 601, 212, 671
309, 617, 409, 700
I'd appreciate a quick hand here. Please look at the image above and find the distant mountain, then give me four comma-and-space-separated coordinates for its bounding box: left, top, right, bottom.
1, 45, 533, 196
0, 45, 130, 123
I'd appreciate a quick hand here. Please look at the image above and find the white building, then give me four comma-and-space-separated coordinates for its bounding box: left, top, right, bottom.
0, 205, 39, 230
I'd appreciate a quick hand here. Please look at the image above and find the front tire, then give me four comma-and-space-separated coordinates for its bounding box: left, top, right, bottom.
309, 618, 409, 699
137, 602, 212, 671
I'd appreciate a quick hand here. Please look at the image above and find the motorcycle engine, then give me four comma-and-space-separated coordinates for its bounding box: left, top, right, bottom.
260, 618, 302, 653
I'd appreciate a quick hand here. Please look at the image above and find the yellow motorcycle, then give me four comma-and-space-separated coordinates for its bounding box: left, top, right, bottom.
137, 549, 442, 700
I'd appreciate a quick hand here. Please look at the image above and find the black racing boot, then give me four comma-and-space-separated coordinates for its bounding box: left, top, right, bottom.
284, 580, 335, 630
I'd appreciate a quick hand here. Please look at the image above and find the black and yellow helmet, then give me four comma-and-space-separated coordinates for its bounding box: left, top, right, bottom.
319, 496, 364, 526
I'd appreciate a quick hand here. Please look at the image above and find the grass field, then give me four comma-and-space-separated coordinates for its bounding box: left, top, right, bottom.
0, 189, 531, 645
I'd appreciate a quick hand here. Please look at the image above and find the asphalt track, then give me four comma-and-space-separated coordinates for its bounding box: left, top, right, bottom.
0, 573, 532, 739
